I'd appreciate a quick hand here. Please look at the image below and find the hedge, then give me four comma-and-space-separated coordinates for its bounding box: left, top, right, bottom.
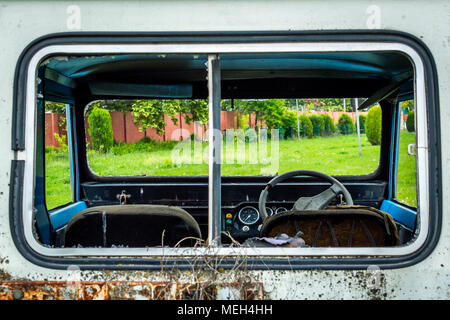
337, 113, 354, 135
309, 114, 325, 136
358, 114, 367, 133
299, 115, 313, 138
321, 114, 336, 136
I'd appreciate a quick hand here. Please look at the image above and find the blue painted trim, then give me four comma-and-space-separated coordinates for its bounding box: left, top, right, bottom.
387, 104, 398, 200
380, 200, 416, 230
71, 104, 80, 200
393, 102, 401, 198
66, 104, 76, 201
66, 104, 80, 201
49, 201, 87, 230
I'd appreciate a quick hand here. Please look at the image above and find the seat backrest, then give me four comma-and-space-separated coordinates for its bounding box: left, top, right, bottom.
259, 206, 399, 247
63, 205, 202, 248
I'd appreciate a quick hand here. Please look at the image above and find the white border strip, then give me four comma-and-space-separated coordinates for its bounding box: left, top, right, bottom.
18, 42, 429, 257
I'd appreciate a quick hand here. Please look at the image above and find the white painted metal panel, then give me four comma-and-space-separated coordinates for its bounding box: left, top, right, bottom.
0, 0, 449, 299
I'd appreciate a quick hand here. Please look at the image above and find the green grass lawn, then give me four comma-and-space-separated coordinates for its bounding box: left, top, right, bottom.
45, 131, 417, 209
396, 131, 417, 207
45, 148, 72, 210
88, 134, 381, 176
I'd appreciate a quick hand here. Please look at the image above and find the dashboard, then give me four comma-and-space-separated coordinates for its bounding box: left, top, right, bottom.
81, 181, 389, 243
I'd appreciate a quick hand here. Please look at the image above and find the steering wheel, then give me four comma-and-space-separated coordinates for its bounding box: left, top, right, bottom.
258, 170, 353, 220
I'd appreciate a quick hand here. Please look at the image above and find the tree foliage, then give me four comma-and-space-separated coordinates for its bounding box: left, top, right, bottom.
130, 99, 208, 137
177, 99, 209, 125
236, 99, 286, 130
45, 101, 67, 113
131, 100, 175, 136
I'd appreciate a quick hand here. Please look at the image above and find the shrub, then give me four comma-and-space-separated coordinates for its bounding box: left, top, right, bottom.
280, 109, 296, 139
54, 133, 68, 153
406, 111, 415, 132
366, 105, 382, 145
359, 114, 366, 127
309, 114, 325, 136
88, 108, 114, 152
239, 114, 250, 130
358, 114, 367, 133
321, 114, 336, 135
299, 115, 313, 138
338, 113, 354, 135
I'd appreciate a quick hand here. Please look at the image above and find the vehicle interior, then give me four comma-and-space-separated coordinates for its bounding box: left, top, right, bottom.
36, 50, 418, 250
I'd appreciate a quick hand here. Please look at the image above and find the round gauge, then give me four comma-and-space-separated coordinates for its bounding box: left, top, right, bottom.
238, 206, 260, 225
275, 207, 288, 214
266, 207, 274, 216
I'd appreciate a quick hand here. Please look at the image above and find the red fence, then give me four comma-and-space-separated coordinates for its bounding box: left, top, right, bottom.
45, 113, 67, 147
45, 111, 369, 147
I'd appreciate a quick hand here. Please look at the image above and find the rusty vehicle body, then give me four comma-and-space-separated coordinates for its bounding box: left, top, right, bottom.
0, 0, 449, 300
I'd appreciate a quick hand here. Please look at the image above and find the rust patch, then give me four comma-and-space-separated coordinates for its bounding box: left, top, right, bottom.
0, 281, 264, 300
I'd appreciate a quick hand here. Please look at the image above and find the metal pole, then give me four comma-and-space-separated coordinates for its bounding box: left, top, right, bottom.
207, 54, 222, 247
343, 98, 346, 112
296, 99, 301, 142
355, 98, 362, 157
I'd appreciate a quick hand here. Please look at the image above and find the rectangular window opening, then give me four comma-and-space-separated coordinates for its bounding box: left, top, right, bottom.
20, 40, 430, 262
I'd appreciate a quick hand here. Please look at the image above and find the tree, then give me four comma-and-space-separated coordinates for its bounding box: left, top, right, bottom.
260, 99, 286, 129
45, 101, 66, 113
238, 99, 286, 131
131, 100, 177, 138
177, 99, 209, 125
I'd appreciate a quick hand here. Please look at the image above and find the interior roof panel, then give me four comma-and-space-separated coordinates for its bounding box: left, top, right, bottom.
42, 51, 414, 99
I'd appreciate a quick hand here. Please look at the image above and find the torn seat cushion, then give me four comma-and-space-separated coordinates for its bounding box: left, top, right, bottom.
63, 205, 201, 248
259, 206, 400, 247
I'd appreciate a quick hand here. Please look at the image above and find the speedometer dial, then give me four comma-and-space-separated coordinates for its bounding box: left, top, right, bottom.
275, 207, 287, 214
238, 206, 260, 225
